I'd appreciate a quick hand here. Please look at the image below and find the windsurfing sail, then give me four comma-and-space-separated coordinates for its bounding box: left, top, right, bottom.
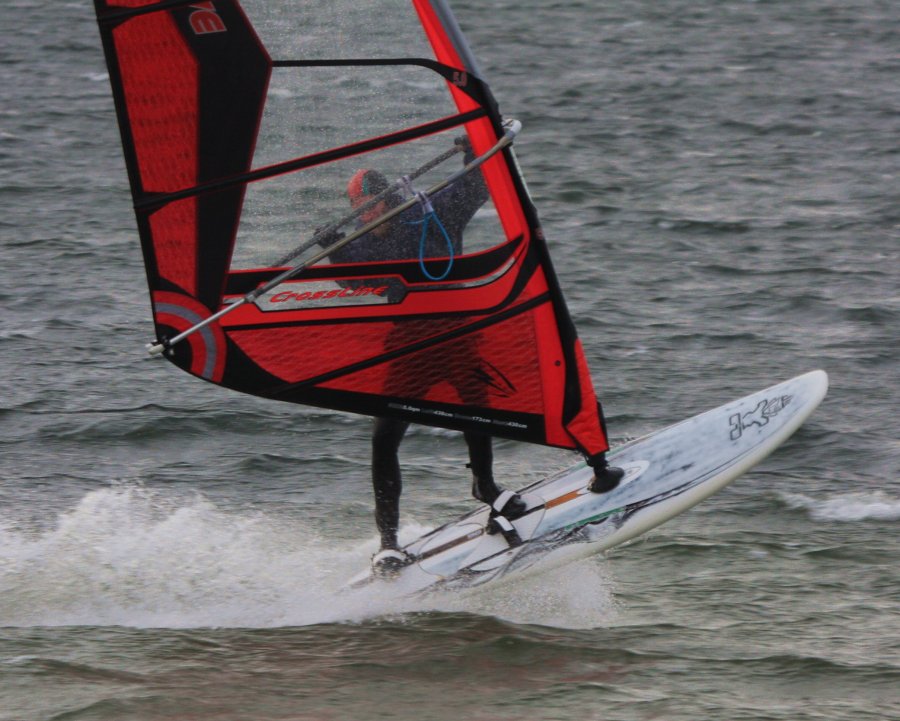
94, 0, 611, 457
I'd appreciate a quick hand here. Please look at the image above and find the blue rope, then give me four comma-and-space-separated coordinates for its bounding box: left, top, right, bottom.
407, 211, 454, 281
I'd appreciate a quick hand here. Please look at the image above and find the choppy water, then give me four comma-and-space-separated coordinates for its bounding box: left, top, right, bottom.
1, 1, 898, 720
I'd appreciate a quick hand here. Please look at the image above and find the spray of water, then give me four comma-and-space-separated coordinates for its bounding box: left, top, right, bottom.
779, 490, 900, 522
0, 484, 616, 629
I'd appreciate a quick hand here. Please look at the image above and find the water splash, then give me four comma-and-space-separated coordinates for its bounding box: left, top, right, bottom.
0, 484, 616, 629
779, 490, 900, 522
441, 562, 618, 629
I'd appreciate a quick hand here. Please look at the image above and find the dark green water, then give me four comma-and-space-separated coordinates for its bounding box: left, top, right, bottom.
1, 1, 898, 719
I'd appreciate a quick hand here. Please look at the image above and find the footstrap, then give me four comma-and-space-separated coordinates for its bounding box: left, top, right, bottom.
491, 489, 517, 514
487, 513, 523, 547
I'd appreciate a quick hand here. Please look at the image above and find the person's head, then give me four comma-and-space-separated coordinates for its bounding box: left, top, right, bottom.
347, 169, 400, 228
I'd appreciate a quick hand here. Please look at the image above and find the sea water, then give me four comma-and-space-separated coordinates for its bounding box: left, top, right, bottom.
1, 1, 898, 719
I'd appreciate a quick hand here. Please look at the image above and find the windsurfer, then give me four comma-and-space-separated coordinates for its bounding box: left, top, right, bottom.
321, 138, 534, 574
321, 137, 622, 575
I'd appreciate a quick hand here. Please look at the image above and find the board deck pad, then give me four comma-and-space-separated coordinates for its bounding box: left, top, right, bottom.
348, 370, 828, 596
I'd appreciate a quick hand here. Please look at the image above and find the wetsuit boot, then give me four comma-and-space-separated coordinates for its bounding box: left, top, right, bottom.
587, 452, 625, 493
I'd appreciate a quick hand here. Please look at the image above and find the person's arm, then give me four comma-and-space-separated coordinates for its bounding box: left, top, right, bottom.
430, 136, 489, 251
453, 135, 489, 212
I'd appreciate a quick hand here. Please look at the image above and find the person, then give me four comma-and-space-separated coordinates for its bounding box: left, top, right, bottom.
322, 138, 622, 575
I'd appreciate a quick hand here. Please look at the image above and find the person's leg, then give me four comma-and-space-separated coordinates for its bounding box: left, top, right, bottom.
372, 417, 409, 550
465, 431, 527, 521
464, 431, 498, 502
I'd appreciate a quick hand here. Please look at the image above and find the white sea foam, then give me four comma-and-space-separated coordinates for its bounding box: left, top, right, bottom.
779, 490, 900, 522
0, 484, 615, 629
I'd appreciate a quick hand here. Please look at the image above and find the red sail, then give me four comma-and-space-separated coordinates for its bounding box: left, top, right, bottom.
95, 0, 610, 456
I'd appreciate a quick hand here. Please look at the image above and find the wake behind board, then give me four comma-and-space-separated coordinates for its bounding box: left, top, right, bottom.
349, 370, 828, 596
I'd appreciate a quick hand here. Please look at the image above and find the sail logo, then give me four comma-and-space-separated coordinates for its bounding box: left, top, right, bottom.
188, 2, 227, 35
473, 361, 516, 398
452, 71, 468, 87
729, 395, 792, 440
253, 279, 398, 312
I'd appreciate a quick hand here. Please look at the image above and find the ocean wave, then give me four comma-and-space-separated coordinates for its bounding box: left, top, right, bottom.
674, 651, 900, 679
651, 217, 752, 234
24, 402, 349, 443
0, 326, 41, 341
777, 491, 900, 522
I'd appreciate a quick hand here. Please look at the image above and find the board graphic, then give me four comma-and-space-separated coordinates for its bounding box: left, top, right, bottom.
349, 371, 828, 595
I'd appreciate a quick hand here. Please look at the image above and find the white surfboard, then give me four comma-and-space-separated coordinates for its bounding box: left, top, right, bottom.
349, 370, 828, 596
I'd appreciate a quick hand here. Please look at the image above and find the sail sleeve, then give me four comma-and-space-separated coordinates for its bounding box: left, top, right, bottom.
94, 0, 611, 456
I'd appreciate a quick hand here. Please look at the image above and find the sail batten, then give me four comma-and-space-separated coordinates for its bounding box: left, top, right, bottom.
95, 0, 611, 457
133, 108, 486, 213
